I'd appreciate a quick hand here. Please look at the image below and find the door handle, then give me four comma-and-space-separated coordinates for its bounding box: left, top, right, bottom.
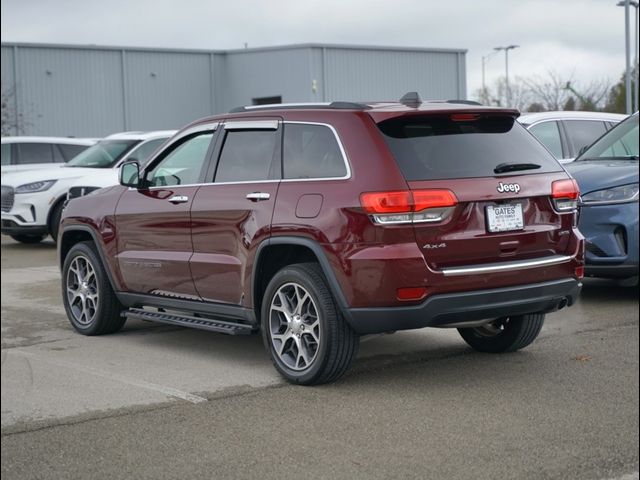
246, 192, 270, 202
168, 195, 189, 204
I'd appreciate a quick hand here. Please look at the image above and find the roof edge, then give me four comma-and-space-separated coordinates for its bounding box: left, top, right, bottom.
0, 41, 467, 55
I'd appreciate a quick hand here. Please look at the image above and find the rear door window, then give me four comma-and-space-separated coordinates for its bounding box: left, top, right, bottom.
16, 143, 54, 165
215, 129, 279, 183
528, 121, 564, 159
283, 123, 347, 179
563, 120, 607, 157
378, 115, 562, 181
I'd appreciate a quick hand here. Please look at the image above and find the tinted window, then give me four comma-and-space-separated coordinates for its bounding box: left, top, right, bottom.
58, 144, 90, 161
528, 121, 564, 159
1, 144, 10, 165
378, 115, 562, 181
16, 143, 54, 164
128, 138, 168, 165
579, 115, 639, 160
283, 124, 347, 179
147, 133, 213, 187
67, 140, 138, 168
564, 120, 607, 156
215, 130, 279, 182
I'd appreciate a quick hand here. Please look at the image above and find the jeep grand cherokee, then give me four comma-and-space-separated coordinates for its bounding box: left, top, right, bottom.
58, 93, 584, 385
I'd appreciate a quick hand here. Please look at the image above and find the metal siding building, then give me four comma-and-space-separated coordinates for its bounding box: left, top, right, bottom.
1, 42, 466, 137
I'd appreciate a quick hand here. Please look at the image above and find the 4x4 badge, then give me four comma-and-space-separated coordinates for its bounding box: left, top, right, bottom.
497, 182, 521, 194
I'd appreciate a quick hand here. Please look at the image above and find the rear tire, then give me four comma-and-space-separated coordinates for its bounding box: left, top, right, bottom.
457, 313, 545, 353
261, 263, 359, 385
10, 234, 45, 244
62, 241, 126, 335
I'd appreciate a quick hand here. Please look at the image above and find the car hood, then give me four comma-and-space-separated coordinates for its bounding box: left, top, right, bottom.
565, 160, 639, 195
0, 166, 113, 187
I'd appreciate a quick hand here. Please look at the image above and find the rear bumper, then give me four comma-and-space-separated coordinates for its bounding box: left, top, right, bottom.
347, 278, 581, 335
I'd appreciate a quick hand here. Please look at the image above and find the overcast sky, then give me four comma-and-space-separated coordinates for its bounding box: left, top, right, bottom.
0, 0, 635, 98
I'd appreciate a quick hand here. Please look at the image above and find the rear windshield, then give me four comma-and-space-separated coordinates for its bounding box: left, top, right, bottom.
378, 115, 562, 180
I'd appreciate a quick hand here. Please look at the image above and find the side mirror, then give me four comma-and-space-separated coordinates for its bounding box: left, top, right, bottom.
119, 161, 141, 188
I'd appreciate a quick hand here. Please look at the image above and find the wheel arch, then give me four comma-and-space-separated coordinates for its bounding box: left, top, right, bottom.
252, 237, 351, 324
46, 195, 68, 235
59, 225, 119, 292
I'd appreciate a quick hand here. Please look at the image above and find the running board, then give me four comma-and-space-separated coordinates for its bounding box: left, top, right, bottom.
124, 308, 254, 335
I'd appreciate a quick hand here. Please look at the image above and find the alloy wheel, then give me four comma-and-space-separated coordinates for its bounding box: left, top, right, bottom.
269, 282, 321, 371
66, 255, 99, 325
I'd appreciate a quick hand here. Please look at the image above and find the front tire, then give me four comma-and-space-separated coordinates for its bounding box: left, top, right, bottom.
62, 241, 126, 335
261, 263, 359, 385
458, 313, 545, 353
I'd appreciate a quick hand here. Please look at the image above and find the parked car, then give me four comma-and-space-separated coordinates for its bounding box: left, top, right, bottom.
518, 111, 626, 163
1, 136, 96, 175
59, 94, 584, 385
1, 130, 175, 244
566, 112, 638, 285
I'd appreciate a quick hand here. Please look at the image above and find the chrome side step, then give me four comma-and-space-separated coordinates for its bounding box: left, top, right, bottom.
124, 308, 254, 335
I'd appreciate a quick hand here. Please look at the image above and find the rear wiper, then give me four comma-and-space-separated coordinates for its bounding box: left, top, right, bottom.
493, 162, 541, 174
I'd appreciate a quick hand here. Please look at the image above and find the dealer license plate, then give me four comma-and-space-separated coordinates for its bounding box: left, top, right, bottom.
486, 204, 524, 233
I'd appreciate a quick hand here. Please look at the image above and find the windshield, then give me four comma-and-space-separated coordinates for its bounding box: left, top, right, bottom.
66, 140, 139, 168
578, 115, 639, 161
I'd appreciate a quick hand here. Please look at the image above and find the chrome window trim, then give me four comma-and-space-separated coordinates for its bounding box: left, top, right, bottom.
440, 255, 573, 276
139, 120, 352, 190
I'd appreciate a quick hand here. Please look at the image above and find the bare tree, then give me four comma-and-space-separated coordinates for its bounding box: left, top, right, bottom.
1, 84, 30, 136
473, 70, 611, 112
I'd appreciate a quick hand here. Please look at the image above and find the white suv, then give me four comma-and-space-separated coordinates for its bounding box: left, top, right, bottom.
1, 136, 96, 175
1, 130, 175, 243
518, 111, 626, 163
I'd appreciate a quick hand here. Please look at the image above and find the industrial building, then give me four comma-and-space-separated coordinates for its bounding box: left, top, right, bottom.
1, 42, 467, 137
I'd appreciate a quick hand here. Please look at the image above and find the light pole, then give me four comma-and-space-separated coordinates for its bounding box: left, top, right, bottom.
618, 0, 639, 112
494, 45, 519, 107
481, 50, 499, 104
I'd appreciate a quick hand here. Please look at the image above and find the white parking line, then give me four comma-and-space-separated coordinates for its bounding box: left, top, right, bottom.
604, 473, 639, 480
11, 349, 208, 404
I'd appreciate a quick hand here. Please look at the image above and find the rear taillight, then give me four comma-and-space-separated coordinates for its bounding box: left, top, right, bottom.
552, 179, 580, 212
360, 189, 458, 225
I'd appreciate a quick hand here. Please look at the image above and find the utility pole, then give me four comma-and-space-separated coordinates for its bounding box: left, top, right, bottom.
619, 0, 639, 112
494, 45, 519, 107
481, 50, 499, 105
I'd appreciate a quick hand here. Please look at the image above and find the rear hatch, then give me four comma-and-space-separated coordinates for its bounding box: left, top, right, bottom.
376, 112, 577, 271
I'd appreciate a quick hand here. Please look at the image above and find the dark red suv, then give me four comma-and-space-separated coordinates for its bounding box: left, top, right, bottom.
58, 94, 584, 385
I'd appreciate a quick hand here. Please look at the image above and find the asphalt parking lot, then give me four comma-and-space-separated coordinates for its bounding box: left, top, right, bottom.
1, 235, 638, 480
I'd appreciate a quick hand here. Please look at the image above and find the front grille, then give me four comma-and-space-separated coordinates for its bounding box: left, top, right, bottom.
1, 186, 14, 212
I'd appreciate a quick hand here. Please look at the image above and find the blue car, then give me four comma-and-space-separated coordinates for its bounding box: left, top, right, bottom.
566, 113, 639, 285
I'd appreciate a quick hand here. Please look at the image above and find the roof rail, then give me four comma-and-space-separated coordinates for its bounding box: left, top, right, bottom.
399, 92, 422, 107
228, 101, 370, 113
446, 99, 483, 106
